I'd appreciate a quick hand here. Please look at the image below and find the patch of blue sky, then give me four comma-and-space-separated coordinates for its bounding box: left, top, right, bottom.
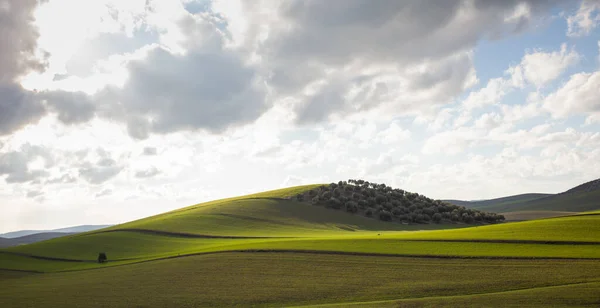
473, 8, 574, 85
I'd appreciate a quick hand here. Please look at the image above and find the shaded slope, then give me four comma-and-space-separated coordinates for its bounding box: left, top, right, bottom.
447, 178, 600, 215
0, 225, 111, 239
444, 193, 551, 209
0, 232, 76, 248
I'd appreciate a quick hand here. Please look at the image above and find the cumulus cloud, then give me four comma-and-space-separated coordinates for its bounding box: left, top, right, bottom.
513, 43, 580, 87
78, 152, 123, 185
543, 71, 600, 119
98, 14, 267, 139
41, 90, 95, 124
212, 0, 564, 125
0, 0, 48, 135
0, 144, 53, 183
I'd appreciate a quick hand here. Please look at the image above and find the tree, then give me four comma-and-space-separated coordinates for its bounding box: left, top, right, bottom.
379, 210, 392, 221
432, 213, 442, 223
328, 197, 342, 209
365, 208, 374, 217
98, 252, 107, 263
345, 201, 358, 213
311, 196, 320, 205
462, 213, 474, 223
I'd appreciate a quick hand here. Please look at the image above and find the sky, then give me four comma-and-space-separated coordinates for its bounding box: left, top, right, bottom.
1, 0, 600, 232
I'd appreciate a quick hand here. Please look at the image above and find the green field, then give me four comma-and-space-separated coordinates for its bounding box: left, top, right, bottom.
1, 185, 599, 307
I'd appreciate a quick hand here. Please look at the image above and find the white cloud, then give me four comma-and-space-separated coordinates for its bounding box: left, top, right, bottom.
566, 0, 600, 37
543, 71, 600, 119
515, 43, 580, 88
462, 78, 509, 110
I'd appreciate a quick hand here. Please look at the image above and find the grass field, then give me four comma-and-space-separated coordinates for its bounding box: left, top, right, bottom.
1, 185, 599, 307
2, 253, 599, 308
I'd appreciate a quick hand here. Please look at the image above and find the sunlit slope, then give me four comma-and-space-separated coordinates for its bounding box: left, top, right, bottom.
103, 190, 436, 237
2, 210, 599, 273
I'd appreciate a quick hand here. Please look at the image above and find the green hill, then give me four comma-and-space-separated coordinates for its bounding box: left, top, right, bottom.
1, 183, 599, 307
443, 193, 552, 209
446, 178, 600, 218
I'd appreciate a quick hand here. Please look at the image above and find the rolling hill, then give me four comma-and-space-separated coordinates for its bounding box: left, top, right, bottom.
0, 225, 111, 239
1, 183, 599, 307
445, 178, 600, 220
0, 232, 77, 248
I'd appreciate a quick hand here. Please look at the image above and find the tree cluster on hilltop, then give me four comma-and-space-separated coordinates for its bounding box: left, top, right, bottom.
294, 179, 505, 224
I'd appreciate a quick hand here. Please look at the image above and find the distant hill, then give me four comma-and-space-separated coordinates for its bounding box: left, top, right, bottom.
0, 225, 112, 239
0, 232, 77, 248
445, 178, 600, 219
443, 193, 552, 209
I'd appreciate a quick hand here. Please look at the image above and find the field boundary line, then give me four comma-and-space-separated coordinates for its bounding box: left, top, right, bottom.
288, 280, 600, 307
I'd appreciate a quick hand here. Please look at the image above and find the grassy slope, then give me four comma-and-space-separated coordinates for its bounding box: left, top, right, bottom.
1, 185, 599, 307
501, 210, 577, 221
445, 193, 552, 209
2, 209, 599, 273
452, 190, 600, 214
1, 253, 599, 308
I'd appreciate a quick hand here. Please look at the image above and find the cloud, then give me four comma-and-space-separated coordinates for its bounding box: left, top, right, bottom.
0, 0, 46, 81
0, 85, 46, 135
98, 14, 267, 139
212, 0, 563, 125
134, 167, 160, 178
0, 144, 53, 183
566, 0, 600, 37
0, 0, 48, 135
543, 71, 600, 119
26, 190, 44, 199
95, 188, 112, 198
41, 90, 95, 124
513, 43, 580, 88
142, 147, 157, 156
78, 157, 123, 184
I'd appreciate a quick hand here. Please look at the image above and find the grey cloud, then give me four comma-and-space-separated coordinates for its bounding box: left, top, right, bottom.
0, 0, 46, 82
106, 45, 266, 138
95, 15, 268, 139
78, 154, 123, 185
142, 147, 157, 156
26, 190, 44, 199
0, 145, 53, 183
0, 84, 46, 135
134, 167, 160, 178
269, 0, 569, 64
66, 30, 158, 78
243, 0, 574, 123
41, 90, 95, 125
0, 0, 48, 135
46, 173, 77, 184
79, 163, 123, 184
95, 188, 112, 198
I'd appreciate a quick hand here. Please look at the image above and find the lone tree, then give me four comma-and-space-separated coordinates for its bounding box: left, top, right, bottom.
98, 252, 107, 263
